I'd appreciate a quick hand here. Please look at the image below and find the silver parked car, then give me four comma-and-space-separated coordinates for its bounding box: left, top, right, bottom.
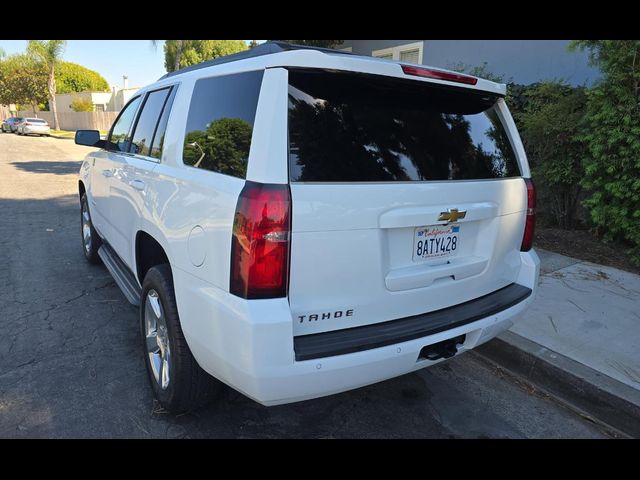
1, 117, 23, 133
17, 118, 51, 136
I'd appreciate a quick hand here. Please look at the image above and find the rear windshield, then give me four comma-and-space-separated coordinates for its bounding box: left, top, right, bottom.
27, 118, 46, 123
288, 69, 520, 182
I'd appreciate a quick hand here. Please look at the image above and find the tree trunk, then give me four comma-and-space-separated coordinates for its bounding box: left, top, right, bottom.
49, 64, 60, 130
174, 40, 183, 72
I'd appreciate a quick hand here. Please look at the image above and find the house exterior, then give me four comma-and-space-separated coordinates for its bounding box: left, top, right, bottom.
56, 91, 113, 113
107, 86, 139, 112
338, 40, 600, 86
55, 76, 140, 113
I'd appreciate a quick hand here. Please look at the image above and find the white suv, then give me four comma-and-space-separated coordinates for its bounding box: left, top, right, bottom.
75, 42, 539, 412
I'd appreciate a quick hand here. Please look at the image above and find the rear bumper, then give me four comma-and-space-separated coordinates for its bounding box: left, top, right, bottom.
174, 250, 540, 406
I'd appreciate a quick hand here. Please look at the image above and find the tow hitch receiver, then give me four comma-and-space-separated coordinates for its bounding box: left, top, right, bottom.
418, 335, 466, 361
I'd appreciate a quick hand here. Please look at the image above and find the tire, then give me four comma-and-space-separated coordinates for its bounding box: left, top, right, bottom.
140, 264, 224, 413
80, 193, 102, 264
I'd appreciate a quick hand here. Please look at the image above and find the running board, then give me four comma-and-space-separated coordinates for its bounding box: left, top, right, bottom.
98, 244, 142, 306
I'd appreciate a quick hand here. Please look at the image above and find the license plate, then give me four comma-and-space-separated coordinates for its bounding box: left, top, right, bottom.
413, 225, 460, 261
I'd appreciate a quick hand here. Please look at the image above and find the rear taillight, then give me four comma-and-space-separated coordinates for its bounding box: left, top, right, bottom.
230, 181, 291, 299
401, 65, 478, 85
521, 178, 536, 251
25, 122, 31, 126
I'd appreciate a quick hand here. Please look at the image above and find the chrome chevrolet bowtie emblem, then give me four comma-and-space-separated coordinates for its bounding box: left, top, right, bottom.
438, 208, 467, 222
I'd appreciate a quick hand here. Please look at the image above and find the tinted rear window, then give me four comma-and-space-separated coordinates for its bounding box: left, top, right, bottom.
288, 69, 520, 182
183, 70, 263, 179
27, 118, 46, 123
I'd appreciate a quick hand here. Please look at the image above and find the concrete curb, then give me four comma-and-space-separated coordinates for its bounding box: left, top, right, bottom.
474, 330, 640, 438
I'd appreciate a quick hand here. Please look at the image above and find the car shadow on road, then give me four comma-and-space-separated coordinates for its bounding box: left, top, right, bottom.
10, 161, 82, 175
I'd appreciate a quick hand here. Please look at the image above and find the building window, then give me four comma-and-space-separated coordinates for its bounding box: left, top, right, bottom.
372, 41, 423, 64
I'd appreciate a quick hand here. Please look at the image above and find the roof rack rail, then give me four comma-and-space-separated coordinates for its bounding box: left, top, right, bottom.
158, 41, 355, 81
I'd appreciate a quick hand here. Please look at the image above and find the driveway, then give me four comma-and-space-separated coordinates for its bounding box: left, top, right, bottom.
0, 133, 611, 438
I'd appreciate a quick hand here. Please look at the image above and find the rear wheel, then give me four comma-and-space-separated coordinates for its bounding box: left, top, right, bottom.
141, 264, 224, 412
80, 193, 102, 264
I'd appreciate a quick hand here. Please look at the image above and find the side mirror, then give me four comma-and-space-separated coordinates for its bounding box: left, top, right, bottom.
75, 129, 106, 149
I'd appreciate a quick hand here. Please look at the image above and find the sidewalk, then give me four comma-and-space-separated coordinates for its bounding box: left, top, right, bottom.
476, 248, 640, 437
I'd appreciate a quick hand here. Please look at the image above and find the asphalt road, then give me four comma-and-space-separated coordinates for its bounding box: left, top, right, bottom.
0, 132, 611, 438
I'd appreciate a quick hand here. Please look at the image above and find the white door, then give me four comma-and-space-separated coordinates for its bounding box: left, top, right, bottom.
88, 150, 111, 238
100, 95, 142, 264
285, 69, 529, 336
108, 87, 175, 272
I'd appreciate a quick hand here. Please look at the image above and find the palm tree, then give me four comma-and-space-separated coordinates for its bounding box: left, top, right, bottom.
27, 40, 66, 130
151, 40, 185, 72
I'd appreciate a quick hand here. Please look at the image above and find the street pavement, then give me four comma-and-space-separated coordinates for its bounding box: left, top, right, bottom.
0, 133, 612, 438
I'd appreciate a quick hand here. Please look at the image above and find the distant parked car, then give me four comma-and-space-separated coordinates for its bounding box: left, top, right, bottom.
1, 117, 23, 133
17, 118, 51, 136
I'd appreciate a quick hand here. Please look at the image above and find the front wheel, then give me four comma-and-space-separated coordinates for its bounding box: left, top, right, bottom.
140, 264, 224, 412
80, 193, 102, 264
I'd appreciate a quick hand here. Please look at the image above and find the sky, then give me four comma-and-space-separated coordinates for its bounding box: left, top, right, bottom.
0, 40, 260, 89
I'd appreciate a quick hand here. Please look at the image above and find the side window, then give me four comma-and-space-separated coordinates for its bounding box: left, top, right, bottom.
129, 87, 172, 157
182, 70, 263, 178
108, 96, 141, 152
149, 87, 177, 159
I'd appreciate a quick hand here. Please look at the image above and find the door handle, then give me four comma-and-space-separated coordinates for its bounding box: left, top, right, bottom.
129, 179, 146, 191
102, 169, 113, 177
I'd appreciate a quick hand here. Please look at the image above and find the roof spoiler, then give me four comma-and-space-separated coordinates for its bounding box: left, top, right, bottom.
157, 41, 354, 80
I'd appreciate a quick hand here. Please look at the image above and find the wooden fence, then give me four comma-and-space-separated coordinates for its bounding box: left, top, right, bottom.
15, 111, 119, 131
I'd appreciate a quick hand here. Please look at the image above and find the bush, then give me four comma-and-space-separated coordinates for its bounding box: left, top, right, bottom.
69, 96, 94, 112
571, 40, 640, 264
518, 82, 588, 229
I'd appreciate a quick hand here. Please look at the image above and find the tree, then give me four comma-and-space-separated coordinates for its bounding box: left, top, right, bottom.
151, 40, 184, 72
184, 117, 253, 177
272, 40, 343, 49
519, 82, 588, 228
56, 62, 109, 94
27, 40, 66, 130
570, 40, 640, 263
163, 40, 247, 73
0, 54, 48, 113
70, 96, 94, 112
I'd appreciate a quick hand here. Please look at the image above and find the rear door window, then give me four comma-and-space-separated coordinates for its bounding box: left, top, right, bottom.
288, 69, 521, 182
182, 70, 264, 179
129, 87, 173, 158
149, 87, 177, 159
